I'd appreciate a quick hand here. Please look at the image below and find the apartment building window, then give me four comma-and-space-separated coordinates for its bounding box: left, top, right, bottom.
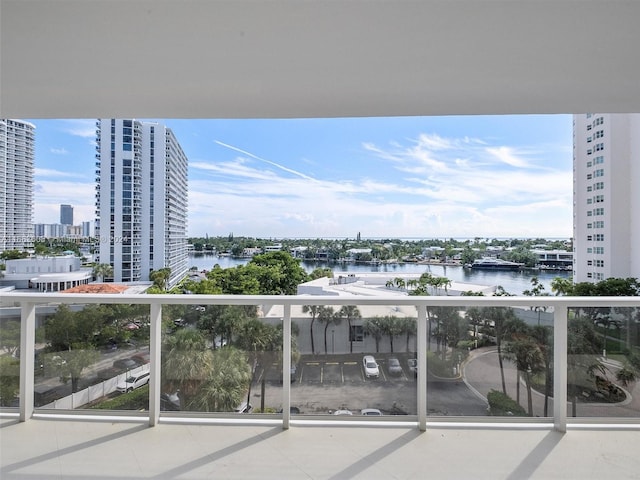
587, 223, 593, 229
594, 247, 604, 254
595, 169, 604, 177
587, 136, 592, 143
595, 260, 605, 267
587, 273, 593, 278
595, 234, 604, 241
587, 198, 593, 204
594, 156, 604, 165
587, 211, 593, 216
587, 174, 592, 180
587, 124, 592, 130
587, 260, 593, 266
587, 247, 593, 253
594, 207, 604, 215
587, 186, 593, 192
596, 273, 604, 281
587, 149, 592, 155
594, 182, 604, 190
594, 221, 604, 228
595, 194, 604, 203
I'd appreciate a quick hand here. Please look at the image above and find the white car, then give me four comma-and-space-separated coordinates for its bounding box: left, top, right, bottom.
362, 355, 380, 378
361, 408, 383, 416
116, 371, 150, 393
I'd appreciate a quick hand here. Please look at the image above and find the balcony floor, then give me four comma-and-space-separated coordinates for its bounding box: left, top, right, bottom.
1, 416, 640, 479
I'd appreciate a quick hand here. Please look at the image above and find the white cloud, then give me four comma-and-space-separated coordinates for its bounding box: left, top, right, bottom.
485, 146, 531, 168
61, 119, 96, 138
50, 148, 69, 155
35, 168, 86, 179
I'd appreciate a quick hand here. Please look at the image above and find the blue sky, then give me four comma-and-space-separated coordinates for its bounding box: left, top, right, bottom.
30, 115, 573, 239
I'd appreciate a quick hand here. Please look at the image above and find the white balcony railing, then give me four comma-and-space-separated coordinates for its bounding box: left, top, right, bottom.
3, 292, 640, 432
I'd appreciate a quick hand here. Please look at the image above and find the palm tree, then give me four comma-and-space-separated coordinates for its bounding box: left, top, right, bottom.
363, 317, 384, 353
92, 263, 113, 282
302, 305, 320, 355
162, 329, 213, 408
399, 317, 417, 352
184, 347, 251, 412
504, 333, 545, 416
338, 305, 361, 353
317, 306, 339, 354
382, 315, 403, 353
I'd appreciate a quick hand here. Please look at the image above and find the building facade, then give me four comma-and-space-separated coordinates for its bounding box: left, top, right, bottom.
95, 119, 189, 287
573, 114, 640, 283
59, 204, 73, 225
0, 119, 35, 252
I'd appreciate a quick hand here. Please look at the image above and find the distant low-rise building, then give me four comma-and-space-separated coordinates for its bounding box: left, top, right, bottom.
0, 255, 92, 291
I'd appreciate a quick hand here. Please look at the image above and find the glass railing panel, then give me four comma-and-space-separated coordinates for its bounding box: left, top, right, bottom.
568, 305, 639, 419
0, 316, 21, 408
290, 304, 418, 418
448, 305, 555, 418
33, 302, 150, 411
160, 303, 277, 415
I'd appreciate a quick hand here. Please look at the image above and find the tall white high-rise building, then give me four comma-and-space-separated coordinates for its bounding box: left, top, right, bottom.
95, 119, 189, 287
0, 119, 35, 252
573, 113, 640, 283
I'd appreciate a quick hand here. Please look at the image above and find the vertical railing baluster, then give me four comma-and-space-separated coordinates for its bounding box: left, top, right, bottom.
283, 303, 292, 429
553, 304, 568, 433
19, 302, 36, 422
417, 304, 427, 431
149, 302, 162, 426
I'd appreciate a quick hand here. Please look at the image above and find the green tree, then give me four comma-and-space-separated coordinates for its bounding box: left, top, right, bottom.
309, 267, 333, 280
189, 347, 252, 412
0, 355, 20, 406
504, 332, 545, 416
381, 315, 403, 353
0, 320, 21, 357
303, 305, 321, 355
363, 316, 385, 353
162, 329, 214, 408
338, 305, 361, 353
92, 263, 113, 282
149, 267, 172, 291
317, 306, 339, 354
248, 251, 309, 294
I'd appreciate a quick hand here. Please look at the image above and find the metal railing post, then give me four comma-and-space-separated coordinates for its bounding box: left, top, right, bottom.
417, 304, 427, 431
282, 303, 292, 429
149, 302, 162, 426
19, 302, 36, 422
553, 304, 568, 433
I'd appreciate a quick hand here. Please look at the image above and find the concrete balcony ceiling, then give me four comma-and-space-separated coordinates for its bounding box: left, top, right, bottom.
2, 0, 640, 119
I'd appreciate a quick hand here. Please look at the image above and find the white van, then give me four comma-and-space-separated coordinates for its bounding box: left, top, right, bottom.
116, 371, 150, 393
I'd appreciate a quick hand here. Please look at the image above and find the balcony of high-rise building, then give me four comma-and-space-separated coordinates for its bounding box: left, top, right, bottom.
2, 1, 640, 478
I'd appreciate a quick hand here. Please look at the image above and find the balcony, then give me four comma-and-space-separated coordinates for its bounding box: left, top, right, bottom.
2, 292, 640, 478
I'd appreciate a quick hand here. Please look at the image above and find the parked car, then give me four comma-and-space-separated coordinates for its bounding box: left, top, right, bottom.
160, 391, 181, 411
362, 355, 380, 378
276, 406, 301, 414
131, 352, 150, 367
234, 401, 253, 414
333, 409, 353, 416
361, 408, 383, 416
407, 358, 418, 378
113, 358, 138, 371
387, 357, 403, 376
116, 371, 150, 393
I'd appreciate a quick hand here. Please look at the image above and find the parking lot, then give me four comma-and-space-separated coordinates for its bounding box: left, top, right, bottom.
255, 353, 419, 416
294, 355, 413, 385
